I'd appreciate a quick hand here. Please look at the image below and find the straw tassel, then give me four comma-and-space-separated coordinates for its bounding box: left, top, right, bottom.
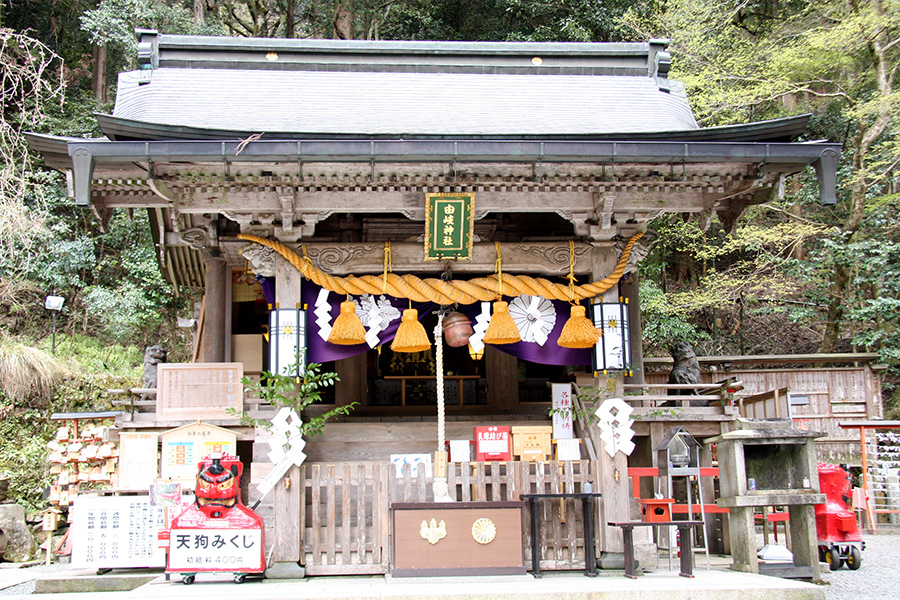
391, 308, 432, 353
327, 300, 367, 345
557, 305, 601, 348
483, 301, 522, 344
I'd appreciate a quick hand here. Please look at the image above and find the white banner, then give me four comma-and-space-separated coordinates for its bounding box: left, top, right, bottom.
552, 383, 574, 439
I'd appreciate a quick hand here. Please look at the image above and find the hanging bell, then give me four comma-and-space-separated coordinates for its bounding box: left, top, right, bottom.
442, 311, 474, 347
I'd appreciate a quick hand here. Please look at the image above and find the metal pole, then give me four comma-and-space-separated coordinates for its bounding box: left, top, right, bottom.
51, 311, 57, 355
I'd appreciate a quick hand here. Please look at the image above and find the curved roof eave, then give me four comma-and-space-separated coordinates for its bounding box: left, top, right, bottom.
95, 113, 811, 144
24, 132, 840, 208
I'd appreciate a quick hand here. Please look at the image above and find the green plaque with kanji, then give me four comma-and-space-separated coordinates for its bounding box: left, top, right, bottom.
424, 193, 475, 260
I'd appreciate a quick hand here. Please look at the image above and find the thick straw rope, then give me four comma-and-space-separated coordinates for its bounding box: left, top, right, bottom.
238, 232, 643, 304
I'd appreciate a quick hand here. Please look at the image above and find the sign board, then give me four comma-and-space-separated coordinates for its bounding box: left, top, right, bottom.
156, 363, 243, 420
424, 193, 475, 260
168, 528, 263, 571
449, 440, 472, 463
159, 422, 237, 488
552, 383, 575, 439
390, 454, 432, 477
116, 432, 159, 491
70, 496, 166, 568
474, 426, 511, 462
150, 481, 183, 506
788, 392, 810, 406
555, 438, 582, 461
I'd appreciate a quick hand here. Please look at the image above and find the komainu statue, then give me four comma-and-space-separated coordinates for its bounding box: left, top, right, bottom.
667, 342, 706, 406
142, 345, 167, 388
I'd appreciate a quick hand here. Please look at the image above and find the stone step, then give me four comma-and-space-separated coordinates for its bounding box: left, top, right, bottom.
34, 568, 162, 594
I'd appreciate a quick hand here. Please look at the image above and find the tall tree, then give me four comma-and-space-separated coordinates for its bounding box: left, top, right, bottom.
631, 0, 900, 354
0, 30, 65, 276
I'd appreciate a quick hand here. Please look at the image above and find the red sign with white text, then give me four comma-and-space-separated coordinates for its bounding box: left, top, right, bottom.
474, 426, 511, 461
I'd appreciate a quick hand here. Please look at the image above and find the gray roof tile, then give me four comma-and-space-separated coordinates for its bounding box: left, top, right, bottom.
113, 68, 696, 136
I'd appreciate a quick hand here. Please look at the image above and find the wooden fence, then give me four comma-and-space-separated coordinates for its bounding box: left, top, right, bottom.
278, 460, 600, 576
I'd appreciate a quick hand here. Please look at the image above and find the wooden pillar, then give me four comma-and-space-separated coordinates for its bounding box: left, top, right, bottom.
335, 353, 367, 408
486, 346, 518, 409
202, 256, 227, 363
267, 253, 305, 576
274, 254, 303, 309
593, 243, 632, 564
621, 271, 645, 386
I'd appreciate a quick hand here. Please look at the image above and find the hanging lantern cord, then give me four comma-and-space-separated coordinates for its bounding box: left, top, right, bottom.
383, 241, 392, 294
495, 241, 504, 298
566, 240, 578, 304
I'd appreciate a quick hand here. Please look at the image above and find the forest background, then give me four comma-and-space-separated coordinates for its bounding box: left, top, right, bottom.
1, 0, 899, 510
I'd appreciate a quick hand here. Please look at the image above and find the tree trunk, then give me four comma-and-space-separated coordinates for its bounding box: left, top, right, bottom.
91, 43, 107, 103
818, 1, 892, 352
286, 0, 295, 37
333, 1, 354, 39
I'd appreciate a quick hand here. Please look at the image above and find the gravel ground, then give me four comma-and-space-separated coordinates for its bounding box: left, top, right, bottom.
0, 562, 68, 596
820, 532, 900, 600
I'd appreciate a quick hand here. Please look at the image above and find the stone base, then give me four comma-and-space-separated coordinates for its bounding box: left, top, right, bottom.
264, 561, 306, 579
597, 551, 628, 570
34, 568, 161, 594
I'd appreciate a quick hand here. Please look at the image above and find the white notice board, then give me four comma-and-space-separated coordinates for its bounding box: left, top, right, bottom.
70, 496, 166, 568
116, 432, 159, 491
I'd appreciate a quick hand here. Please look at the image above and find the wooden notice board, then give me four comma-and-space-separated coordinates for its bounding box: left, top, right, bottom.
156, 363, 243, 420
159, 422, 237, 488
391, 502, 525, 577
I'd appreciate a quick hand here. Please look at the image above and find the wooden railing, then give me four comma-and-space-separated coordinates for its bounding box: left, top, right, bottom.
735, 387, 790, 419
278, 459, 599, 576
620, 380, 742, 418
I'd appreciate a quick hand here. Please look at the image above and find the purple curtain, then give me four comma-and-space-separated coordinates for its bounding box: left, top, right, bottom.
457, 301, 592, 366
263, 278, 592, 366
301, 281, 433, 363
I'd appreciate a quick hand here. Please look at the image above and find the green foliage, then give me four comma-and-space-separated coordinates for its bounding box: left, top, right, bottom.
81, 0, 224, 50
638, 279, 708, 354
380, 0, 659, 42
234, 359, 357, 438
1, 30, 65, 277
0, 406, 54, 512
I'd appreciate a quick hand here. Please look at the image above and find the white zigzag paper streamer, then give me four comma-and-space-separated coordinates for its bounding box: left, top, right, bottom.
314, 288, 333, 341
594, 398, 636, 457
468, 302, 492, 353
268, 407, 307, 465
355, 294, 401, 348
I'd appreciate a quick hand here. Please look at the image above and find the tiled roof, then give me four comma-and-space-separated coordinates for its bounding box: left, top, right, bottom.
112, 67, 696, 136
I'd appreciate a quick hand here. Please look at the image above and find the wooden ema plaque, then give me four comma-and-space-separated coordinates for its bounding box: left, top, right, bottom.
391, 502, 525, 577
